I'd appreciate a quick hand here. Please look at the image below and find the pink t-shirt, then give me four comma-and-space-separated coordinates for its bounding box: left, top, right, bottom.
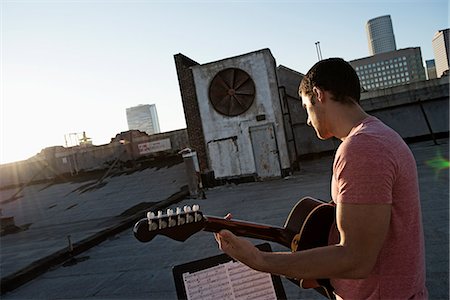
329, 116, 427, 299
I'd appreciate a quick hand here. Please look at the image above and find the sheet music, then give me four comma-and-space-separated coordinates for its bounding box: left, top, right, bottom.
182, 261, 277, 300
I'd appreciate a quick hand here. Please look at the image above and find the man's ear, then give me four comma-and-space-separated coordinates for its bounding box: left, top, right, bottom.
312, 86, 325, 103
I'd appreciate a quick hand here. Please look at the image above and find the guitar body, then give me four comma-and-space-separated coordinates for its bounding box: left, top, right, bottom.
285, 197, 335, 252
133, 196, 336, 299
283, 197, 336, 299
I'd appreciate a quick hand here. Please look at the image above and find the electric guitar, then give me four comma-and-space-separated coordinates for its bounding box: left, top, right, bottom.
133, 197, 336, 299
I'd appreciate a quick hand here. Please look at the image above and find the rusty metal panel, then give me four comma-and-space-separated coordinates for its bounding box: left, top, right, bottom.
249, 124, 281, 178
207, 137, 242, 178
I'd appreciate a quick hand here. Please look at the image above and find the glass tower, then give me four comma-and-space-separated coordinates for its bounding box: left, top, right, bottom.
366, 15, 397, 55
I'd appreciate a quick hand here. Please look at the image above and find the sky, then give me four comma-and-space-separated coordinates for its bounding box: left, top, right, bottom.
1, 0, 448, 164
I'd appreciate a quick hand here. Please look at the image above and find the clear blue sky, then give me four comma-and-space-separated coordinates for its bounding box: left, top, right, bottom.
1, 0, 448, 164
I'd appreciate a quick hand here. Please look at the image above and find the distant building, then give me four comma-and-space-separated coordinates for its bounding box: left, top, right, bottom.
350, 47, 426, 91
126, 104, 161, 135
432, 29, 449, 77
366, 15, 397, 55
426, 59, 437, 80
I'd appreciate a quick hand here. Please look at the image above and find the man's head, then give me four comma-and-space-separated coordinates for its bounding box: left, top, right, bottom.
299, 58, 362, 140
299, 58, 361, 105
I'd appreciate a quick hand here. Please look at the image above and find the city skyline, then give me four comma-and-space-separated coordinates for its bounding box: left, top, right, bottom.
1, 0, 448, 164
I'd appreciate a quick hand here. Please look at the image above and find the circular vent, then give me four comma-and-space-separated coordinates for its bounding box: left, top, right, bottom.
208, 68, 255, 116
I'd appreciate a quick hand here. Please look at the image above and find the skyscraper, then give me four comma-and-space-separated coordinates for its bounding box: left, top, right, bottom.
126, 104, 161, 135
366, 15, 397, 55
425, 59, 437, 80
432, 29, 449, 78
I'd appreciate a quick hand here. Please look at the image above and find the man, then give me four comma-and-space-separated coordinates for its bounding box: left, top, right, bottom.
215, 58, 427, 299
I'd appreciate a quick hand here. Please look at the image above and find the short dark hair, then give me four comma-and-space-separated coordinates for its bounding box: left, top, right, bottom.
299, 58, 361, 104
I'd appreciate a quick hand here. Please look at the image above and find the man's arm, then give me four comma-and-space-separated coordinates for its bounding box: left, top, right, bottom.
215, 202, 391, 280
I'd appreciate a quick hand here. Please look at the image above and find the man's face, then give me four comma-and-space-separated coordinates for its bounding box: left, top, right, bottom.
301, 91, 331, 140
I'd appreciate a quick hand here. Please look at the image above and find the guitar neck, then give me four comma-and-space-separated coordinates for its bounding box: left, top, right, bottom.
203, 216, 294, 249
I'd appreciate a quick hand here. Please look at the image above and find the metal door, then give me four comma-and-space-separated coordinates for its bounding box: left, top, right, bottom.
249, 123, 281, 178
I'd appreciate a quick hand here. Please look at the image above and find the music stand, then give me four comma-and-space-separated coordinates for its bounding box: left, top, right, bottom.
172, 243, 286, 300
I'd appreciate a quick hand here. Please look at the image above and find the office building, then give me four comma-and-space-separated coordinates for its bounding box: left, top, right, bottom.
350, 47, 426, 91
126, 104, 161, 135
426, 59, 437, 80
432, 29, 449, 77
366, 15, 397, 55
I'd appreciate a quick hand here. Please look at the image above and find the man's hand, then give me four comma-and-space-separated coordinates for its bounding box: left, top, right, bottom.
215, 229, 264, 271
214, 213, 265, 271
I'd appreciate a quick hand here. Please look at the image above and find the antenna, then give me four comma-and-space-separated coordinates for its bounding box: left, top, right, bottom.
315, 41, 323, 61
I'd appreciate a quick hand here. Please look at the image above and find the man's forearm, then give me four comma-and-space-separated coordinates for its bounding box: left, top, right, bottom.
258, 244, 371, 280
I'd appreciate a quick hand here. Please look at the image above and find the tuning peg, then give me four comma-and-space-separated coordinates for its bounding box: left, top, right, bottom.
167, 209, 176, 227
183, 205, 192, 213
176, 207, 182, 215
157, 210, 163, 218
147, 211, 158, 231
159, 218, 167, 229
193, 205, 202, 222
177, 213, 186, 225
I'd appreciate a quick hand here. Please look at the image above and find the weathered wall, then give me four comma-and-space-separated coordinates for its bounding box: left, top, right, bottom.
361, 77, 449, 138
277, 65, 303, 170
174, 54, 209, 172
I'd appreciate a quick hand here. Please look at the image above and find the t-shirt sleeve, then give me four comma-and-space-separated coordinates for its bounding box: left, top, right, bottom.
333, 135, 396, 205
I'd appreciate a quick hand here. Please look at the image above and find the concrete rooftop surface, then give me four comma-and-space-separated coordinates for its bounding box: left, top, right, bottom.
0, 139, 448, 300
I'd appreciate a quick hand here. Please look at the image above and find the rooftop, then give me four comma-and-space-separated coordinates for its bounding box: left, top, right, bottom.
0, 139, 448, 299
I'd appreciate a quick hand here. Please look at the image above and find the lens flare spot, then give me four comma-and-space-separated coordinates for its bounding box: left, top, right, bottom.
425, 152, 450, 176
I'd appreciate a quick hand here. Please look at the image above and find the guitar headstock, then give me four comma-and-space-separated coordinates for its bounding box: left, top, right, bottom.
133, 205, 206, 243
